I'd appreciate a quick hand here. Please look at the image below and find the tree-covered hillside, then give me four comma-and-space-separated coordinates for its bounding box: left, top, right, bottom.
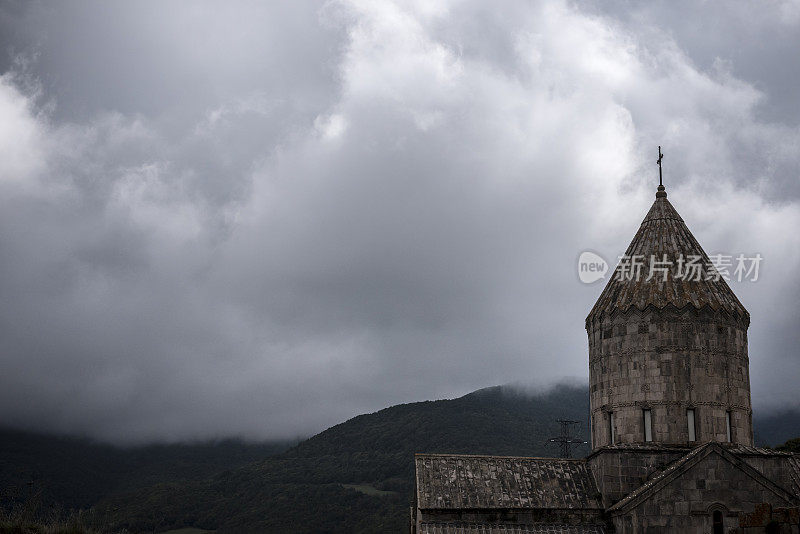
93, 385, 800, 533
0, 429, 292, 511
93, 384, 592, 533
1, 383, 797, 533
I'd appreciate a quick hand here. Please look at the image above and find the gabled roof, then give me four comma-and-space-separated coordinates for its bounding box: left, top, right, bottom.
606, 442, 798, 515
418, 522, 606, 534
415, 453, 602, 510
732, 446, 800, 497
587, 186, 749, 324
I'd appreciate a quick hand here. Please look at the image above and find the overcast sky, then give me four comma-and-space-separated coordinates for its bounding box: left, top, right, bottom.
0, 0, 798, 444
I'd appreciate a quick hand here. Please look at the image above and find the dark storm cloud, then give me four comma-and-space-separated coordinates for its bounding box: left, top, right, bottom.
0, 0, 797, 443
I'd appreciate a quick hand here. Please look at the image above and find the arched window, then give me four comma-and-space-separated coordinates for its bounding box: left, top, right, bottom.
712, 510, 723, 534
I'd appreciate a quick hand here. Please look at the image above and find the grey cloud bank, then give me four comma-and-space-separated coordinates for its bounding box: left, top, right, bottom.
0, 0, 798, 444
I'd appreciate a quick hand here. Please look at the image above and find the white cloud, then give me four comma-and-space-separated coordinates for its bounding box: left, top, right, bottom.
314, 112, 348, 140
0, 74, 47, 189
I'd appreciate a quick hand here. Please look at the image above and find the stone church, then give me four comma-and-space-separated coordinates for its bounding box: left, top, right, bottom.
411, 182, 800, 533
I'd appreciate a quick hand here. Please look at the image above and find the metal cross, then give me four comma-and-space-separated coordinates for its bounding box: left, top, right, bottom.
657, 146, 664, 186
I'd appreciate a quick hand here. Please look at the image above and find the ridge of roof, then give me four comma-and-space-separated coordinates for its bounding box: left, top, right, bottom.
731, 445, 798, 457
586, 443, 690, 460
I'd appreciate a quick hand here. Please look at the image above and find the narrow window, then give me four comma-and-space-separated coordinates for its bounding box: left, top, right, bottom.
687, 409, 696, 442
609, 412, 616, 445
725, 411, 732, 442
643, 409, 653, 442
713, 510, 723, 534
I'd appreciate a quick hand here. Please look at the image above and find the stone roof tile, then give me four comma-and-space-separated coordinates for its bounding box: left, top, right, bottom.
415, 454, 602, 510
587, 187, 749, 324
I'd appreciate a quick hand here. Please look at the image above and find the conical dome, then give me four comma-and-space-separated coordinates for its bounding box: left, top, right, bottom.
587, 186, 749, 323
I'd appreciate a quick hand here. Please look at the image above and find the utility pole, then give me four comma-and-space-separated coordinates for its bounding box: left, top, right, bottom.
548, 419, 588, 459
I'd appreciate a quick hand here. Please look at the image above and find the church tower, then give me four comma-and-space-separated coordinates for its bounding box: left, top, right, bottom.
585, 183, 753, 449
413, 154, 799, 534
412, 154, 799, 534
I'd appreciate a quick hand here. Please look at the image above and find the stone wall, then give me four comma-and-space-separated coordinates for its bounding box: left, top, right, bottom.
738, 451, 800, 500
587, 447, 687, 508
734, 503, 800, 533
610, 452, 795, 534
587, 305, 752, 449
415, 507, 605, 529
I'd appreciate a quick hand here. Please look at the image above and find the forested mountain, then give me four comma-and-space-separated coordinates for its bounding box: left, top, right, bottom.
92, 384, 591, 533
0, 429, 293, 511
1, 384, 797, 533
